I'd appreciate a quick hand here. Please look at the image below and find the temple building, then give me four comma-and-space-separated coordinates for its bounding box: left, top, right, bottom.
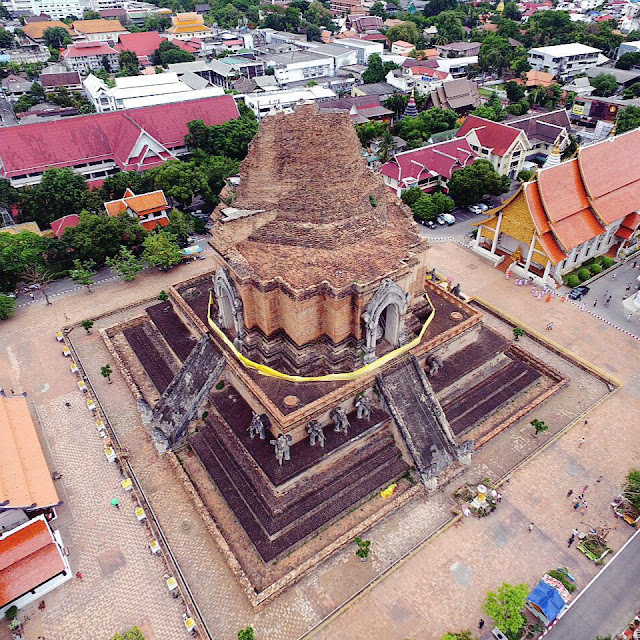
105, 104, 572, 603
472, 130, 640, 286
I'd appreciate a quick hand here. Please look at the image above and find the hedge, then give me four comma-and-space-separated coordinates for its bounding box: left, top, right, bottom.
578, 268, 591, 282
567, 275, 580, 287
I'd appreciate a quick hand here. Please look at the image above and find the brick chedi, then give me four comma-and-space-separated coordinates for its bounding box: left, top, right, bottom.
210, 103, 429, 357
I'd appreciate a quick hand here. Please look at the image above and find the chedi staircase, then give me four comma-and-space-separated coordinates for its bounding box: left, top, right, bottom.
377, 355, 472, 488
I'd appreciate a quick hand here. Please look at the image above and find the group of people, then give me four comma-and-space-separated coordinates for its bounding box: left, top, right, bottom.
567, 485, 590, 518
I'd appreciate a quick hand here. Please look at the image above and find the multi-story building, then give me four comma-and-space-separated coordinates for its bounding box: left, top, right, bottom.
332, 37, 383, 63
261, 50, 335, 85
62, 41, 120, 73
28, 0, 89, 20
456, 115, 531, 179
330, 0, 361, 16
527, 43, 601, 81
472, 130, 640, 287
71, 18, 128, 41
0, 95, 239, 188
243, 86, 335, 118
83, 71, 224, 111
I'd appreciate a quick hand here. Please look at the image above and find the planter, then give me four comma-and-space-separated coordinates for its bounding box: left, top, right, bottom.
577, 540, 611, 562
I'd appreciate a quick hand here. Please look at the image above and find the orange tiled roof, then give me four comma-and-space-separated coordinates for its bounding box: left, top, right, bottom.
577, 130, 640, 225
72, 18, 127, 33
0, 397, 60, 510
0, 518, 65, 608
23, 21, 73, 40
104, 190, 168, 218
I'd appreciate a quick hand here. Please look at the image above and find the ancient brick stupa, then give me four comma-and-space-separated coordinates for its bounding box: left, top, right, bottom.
133, 104, 565, 601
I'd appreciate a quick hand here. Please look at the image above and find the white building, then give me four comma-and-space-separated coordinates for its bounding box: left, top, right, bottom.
83, 72, 224, 112
386, 66, 453, 93
528, 43, 601, 81
436, 55, 479, 78
618, 40, 640, 58
262, 50, 335, 85
243, 86, 336, 119
303, 42, 358, 70
62, 41, 120, 73
332, 38, 383, 63
29, 0, 90, 20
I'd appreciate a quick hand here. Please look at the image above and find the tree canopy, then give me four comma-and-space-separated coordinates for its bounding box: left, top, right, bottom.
151, 41, 195, 66
617, 105, 640, 134
361, 53, 400, 84
0, 231, 53, 291
447, 159, 509, 207
142, 232, 184, 270
483, 582, 529, 640
615, 51, 640, 70
590, 73, 618, 97
395, 107, 458, 147
43, 26, 72, 48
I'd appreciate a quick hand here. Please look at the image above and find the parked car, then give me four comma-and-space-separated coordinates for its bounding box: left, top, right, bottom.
469, 203, 489, 215
437, 213, 456, 226
568, 285, 590, 300
417, 219, 437, 229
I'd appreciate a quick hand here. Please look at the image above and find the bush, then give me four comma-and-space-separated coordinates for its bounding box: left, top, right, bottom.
547, 569, 576, 592
566, 274, 580, 287
158, 290, 169, 301
0, 295, 17, 321
578, 268, 591, 282
602, 256, 614, 268
590, 263, 602, 275
237, 628, 254, 640
5, 605, 18, 620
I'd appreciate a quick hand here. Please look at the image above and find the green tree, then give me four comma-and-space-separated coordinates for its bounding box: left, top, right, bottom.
19, 168, 87, 228
101, 170, 151, 200
434, 11, 464, 44
111, 626, 145, 640
441, 632, 476, 640
151, 41, 195, 67
617, 105, 640, 134
370, 1, 387, 17
71, 259, 97, 292
401, 187, 424, 207
423, 0, 457, 18
166, 209, 196, 240
623, 469, 640, 510
472, 92, 504, 121
505, 80, 525, 103
483, 582, 529, 639
81, 319, 94, 333
106, 246, 144, 282
144, 14, 171, 31
305, 0, 333, 25
356, 121, 388, 146
412, 194, 437, 220
396, 107, 458, 147
361, 53, 400, 84
447, 160, 509, 207
502, 2, 521, 20
196, 154, 241, 203
479, 35, 512, 73
622, 83, 640, 99
185, 105, 259, 159
0, 231, 52, 291
354, 537, 371, 560
61, 211, 147, 266
142, 232, 183, 270
118, 50, 140, 76
531, 418, 548, 437
21, 265, 55, 305
526, 11, 579, 46
146, 160, 210, 209
237, 628, 254, 640
386, 21, 421, 44
101, 363, 113, 382
616, 51, 640, 70
43, 26, 72, 48
590, 73, 618, 97
0, 28, 14, 48
0, 295, 17, 321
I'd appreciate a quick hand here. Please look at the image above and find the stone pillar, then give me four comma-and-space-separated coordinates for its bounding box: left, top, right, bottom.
524, 232, 536, 270
490, 212, 503, 254
543, 259, 551, 283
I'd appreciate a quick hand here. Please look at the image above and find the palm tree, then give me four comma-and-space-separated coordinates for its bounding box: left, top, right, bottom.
531, 419, 548, 437
101, 364, 113, 383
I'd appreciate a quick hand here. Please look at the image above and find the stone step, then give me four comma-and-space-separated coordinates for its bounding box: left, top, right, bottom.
122, 324, 174, 394
191, 430, 407, 562
146, 301, 198, 363
195, 419, 400, 532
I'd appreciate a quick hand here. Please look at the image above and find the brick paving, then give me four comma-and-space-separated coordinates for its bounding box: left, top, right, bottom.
1, 244, 638, 640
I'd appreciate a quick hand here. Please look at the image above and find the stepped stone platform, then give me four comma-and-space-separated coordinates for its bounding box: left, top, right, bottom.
122, 323, 175, 394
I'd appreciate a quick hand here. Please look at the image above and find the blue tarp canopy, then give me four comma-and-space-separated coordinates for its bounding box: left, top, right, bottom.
527, 581, 565, 623
183, 245, 202, 256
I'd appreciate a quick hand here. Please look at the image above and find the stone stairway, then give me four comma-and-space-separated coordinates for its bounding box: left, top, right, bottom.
377, 355, 458, 487
190, 419, 407, 562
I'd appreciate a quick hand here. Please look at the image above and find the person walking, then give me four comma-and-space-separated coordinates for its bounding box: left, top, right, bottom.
546, 321, 554, 330
528, 522, 534, 532
584, 417, 589, 426
611, 272, 617, 280
573, 499, 580, 511
479, 619, 485, 630
593, 299, 597, 307
626, 313, 633, 322
111, 498, 120, 510
29, 292, 35, 300
566, 489, 574, 498
578, 437, 585, 448
572, 528, 579, 538
568, 535, 575, 548
626, 283, 632, 291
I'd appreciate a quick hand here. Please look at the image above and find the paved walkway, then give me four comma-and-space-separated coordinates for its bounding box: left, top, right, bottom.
312, 243, 640, 640
546, 530, 640, 640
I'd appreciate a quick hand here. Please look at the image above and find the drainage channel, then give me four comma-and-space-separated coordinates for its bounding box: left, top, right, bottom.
65, 330, 215, 640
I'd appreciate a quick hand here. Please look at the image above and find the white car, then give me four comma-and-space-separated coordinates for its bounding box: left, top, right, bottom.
469, 204, 489, 215
437, 213, 456, 226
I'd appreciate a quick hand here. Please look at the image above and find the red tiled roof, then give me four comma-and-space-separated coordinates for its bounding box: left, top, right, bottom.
456, 115, 522, 156
50, 214, 80, 237
0, 95, 239, 178
40, 72, 81, 88
378, 138, 477, 185
408, 67, 449, 79
115, 31, 166, 59
63, 41, 118, 58
0, 519, 65, 608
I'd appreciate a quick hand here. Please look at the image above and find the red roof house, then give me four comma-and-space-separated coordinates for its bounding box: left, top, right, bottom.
456, 115, 531, 177
50, 214, 80, 238
378, 138, 477, 192
104, 189, 170, 230
0, 516, 71, 614
115, 31, 166, 66
0, 95, 240, 187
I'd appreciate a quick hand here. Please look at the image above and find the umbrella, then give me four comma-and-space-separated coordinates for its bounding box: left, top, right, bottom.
110, 498, 119, 506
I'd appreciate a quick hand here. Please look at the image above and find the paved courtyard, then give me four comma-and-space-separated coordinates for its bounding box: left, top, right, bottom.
0, 242, 638, 640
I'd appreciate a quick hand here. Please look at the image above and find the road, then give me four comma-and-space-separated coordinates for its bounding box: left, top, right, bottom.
0, 92, 17, 127
546, 530, 640, 640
